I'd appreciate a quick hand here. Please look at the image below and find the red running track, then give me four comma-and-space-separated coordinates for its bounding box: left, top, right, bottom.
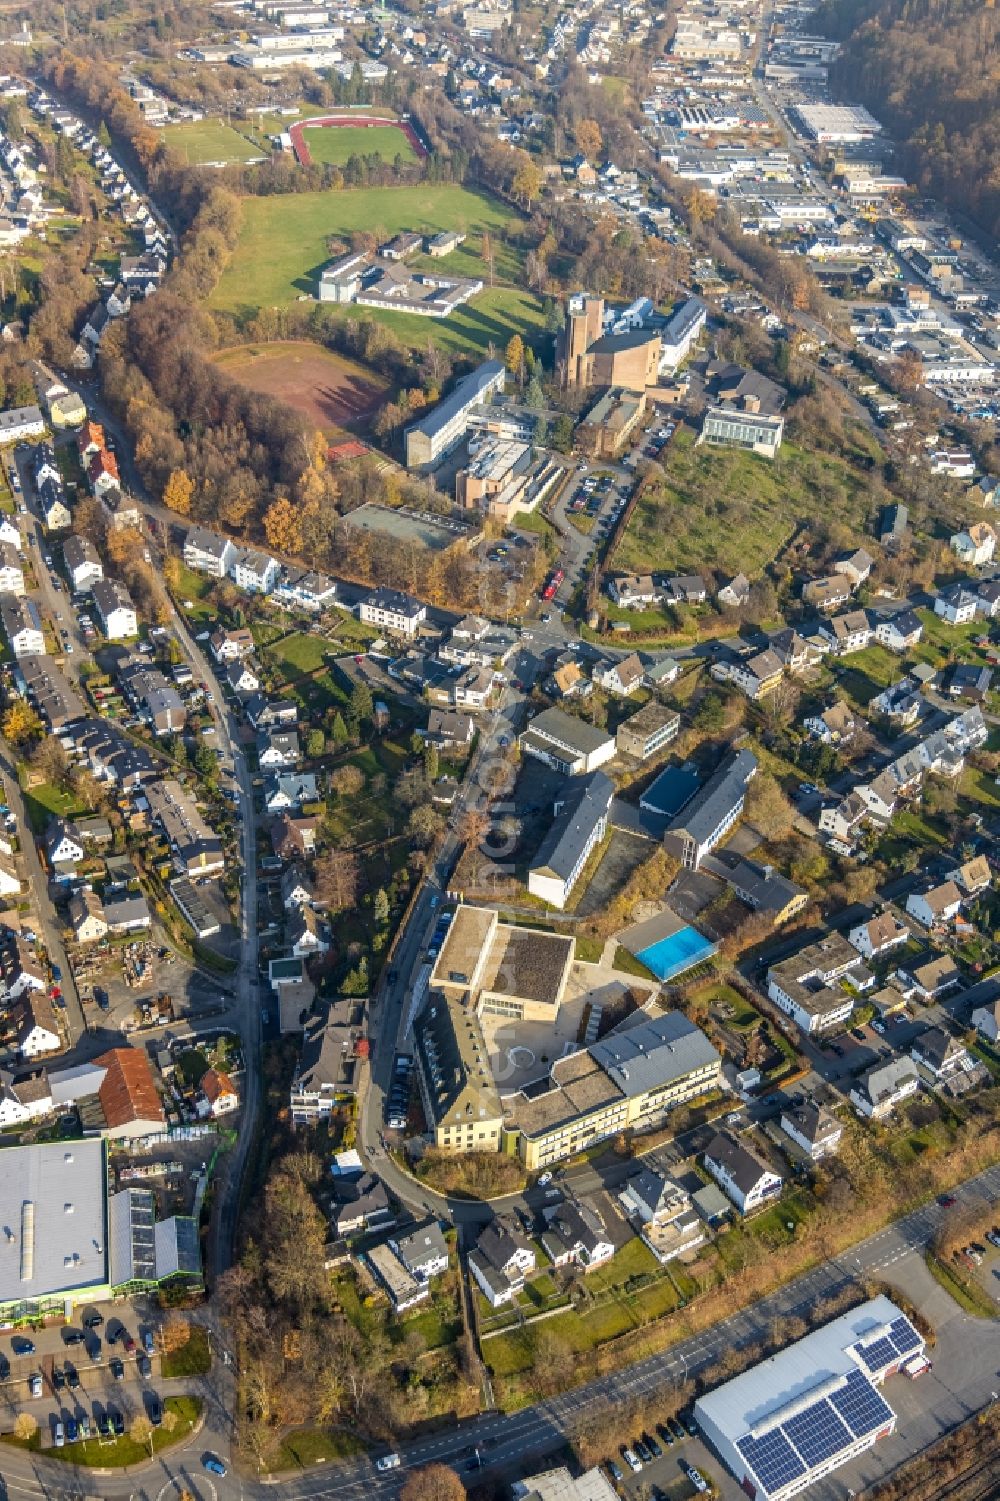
288, 114, 427, 168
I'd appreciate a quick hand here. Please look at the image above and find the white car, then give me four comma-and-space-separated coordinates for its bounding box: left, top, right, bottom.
376, 1453, 401, 1471
621, 1449, 642, 1473
685, 1465, 709, 1494
29, 1372, 42, 1397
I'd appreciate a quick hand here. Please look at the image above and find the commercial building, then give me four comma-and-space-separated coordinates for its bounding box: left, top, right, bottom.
695, 1297, 921, 1500
404, 361, 505, 469
519, 706, 616, 776
431, 906, 575, 1023
616, 701, 681, 762
664, 747, 757, 870
791, 103, 883, 143
319, 250, 483, 318
413, 992, 504, 1154
513, 1011, 722, 1171
766, 933, 860, 1034
513, 1466, 619, 1501
528, 770, 613, 910
0, 1138, 110, 1319
700, 405, 785, 457
659, 295, 707, 372
576, 388, 647, 459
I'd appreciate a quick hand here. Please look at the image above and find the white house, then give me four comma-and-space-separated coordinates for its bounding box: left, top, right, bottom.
0, 595, 44, 657
848, 911, 909, 960
849, 1058, 920, 1120
0, 542, 24, 596
593, 653, 645, 697
13, 994, 60, 1059
950, 523, 996, 568
971, 997, 1000, 1045
0, 854, 19, 899
468, 1218, 537, 1308
874, 610, 923, 653
703, 1132, 782, 1214
909, 1025, 973, 1084
225, 658, 261, 696
63, 534, 104, 593
92, 578, 137, 640
257, 730, 300, 768
779, 1102, 843, 1161
935, 585, 978, 625
906, 880, 963, 928
183, 527, 237, 578
231, 548, 279, 595
359, 588, 427, 638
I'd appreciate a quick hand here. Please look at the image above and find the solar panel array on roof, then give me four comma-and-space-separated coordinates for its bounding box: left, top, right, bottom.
854, 1313, 921, 1374
736, 1368, 895, 1497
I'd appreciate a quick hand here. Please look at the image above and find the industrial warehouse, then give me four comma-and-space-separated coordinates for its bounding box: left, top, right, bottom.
694, 1296, 926, 1499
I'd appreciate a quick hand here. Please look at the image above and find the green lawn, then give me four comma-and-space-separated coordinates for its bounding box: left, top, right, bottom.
3, 1397, 201, 1466
209, 185, 544, 354
22, 780, 85, 834
615, 428, 878, 579
162, 119, 268, 165
265, 1426, 365, 1472
264, 630, 329, 677
301, 123, 417, 165
160, 1323, 212, 1378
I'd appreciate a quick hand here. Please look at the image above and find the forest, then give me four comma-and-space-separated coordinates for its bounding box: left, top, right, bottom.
818, 0, 999, 243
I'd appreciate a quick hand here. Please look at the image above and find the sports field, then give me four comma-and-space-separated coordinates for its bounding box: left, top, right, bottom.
161, 120, 267, 166
299, 123, 418, 166
208, 184, 544, 353
211, 341, 389, 435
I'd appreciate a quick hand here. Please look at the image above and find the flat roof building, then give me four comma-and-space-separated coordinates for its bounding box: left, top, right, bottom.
665, 748, 757, 869
695, 1296, 920, 1500
0, 1138, 110, 1318
519, 706, 616, 776
405, 361, 505, 469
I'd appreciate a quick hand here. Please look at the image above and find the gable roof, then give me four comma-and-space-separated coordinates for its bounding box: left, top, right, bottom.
94, 1047, 165, 1129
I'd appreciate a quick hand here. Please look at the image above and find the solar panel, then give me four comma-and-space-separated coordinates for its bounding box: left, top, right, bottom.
737, 1429, 806, 1493
830, 1368, 895, 1439
888, 1316, 921, 1356
784, 1401, 853, 1468
856, 1335, 896, 1372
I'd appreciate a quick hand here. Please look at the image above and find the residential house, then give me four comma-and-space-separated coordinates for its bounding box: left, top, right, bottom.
976, 581, 1000, 619
779, 1102, 843, 1160
271, 568, 337, 614
333, 1172, 392, 1236
0, 1070, 53, 1128
712, 855, 808, 926
280, 865, 315, 912
819, 609, 872, 655
288, 904, 329, 958
225, 658, 261, 696
848, 911, 909, 960
0, 542, 23, 596
804, 701, 860, 746
231, 548, 278, 595
935, 584, 978, 625
949, 855, 992, 896
183, 527, 237, 578
618, 1168, 705, 1262
971, 998, 1000, 1045
664, 575, 707, 606
12, 992, 60, 1059
264, 773, 319, 814
717, 573, 750, 609
391, 1222, 450, 1282
910, 1026, 973, 1084
102, 893, 151, 933
713, 648, 784, 701
834, 548, 874, 587
593, 652, 645, 697
68, 887, 108, 944
946, 663, 993, 702
209, 626, 254, 663
145, 778, 224, 878
469, 1218, 537, 1307
769, 628, 819, 674
45, 818, 85, 868
895, 950, 962, 1001
272, 813, 318, 860
77, 420, 105, 461
257, 730, 300, 769
425, 708, 476, 749
359, 589, 426, 638
850, 1058, 920, 1120
32, 444, 61, 488
0, 853, 19, 899
63, 534, 103, 593
200, 1068, 239, 1117
874, 610, 923, 653
87, 448, 120, 498
703, 1132, 783, 1214
452, 665, 495, 711
803, 574, 853, 613
548, 656, 591, 700
519, 707, 616, 776
906, 881, 963, 928
540, 1197, 615, 1268
870, 676, 922, 726
608, 574, 660, 609
0, 595, 43, 657
37, 478, 71, 531
92, 578, 137, 640
951, 522, 996, 568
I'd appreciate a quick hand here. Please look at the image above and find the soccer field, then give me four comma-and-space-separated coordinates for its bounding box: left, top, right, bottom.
161, 120, 267, 165
208, 183, 545, 353
300, 123, 418, 166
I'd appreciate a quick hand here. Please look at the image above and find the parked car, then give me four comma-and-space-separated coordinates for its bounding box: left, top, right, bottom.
605, 1461, 623, 1484
204, 1456, 228, 1476
53, 1420, 65, 1447
66, 1416, 78, 1442
28, 1372, 41, 1397
148, 1395, 163, 1426
12, 1336, 35, 1354
685, 1465, 709, 1495
111, 1408, 125, 1436
634, 1440, 652, 1464
621, 1447, 642, 1473
66, 1362, 80, 1390
110, 1357, 125, 1381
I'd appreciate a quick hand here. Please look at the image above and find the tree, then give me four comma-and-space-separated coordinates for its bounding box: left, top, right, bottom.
130, 1414, 154, 1457
330, 711, 349, 745
511, 155, 543, 209
551, 413, 574, 453
407, 803, 441, 848
373, 887, 390, 924
162, 468, 194, 517
350, 678, 373, 724
505, 334, 525, 381
1, 700, 41, 746
574, 118, 603, 160
13, 1412, 37, 1440
330, 764, 365, 797
315, 849, 359, 913
423, 740, 439, 781
161, 1312, 191, 1352
401, 1465, 467, 1501
263, 496, 303, 555
306, 728, 325, 759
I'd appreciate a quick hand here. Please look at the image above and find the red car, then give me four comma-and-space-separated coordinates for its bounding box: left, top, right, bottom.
938, 1194, 956, 1208
121, 1331, 136, 1354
